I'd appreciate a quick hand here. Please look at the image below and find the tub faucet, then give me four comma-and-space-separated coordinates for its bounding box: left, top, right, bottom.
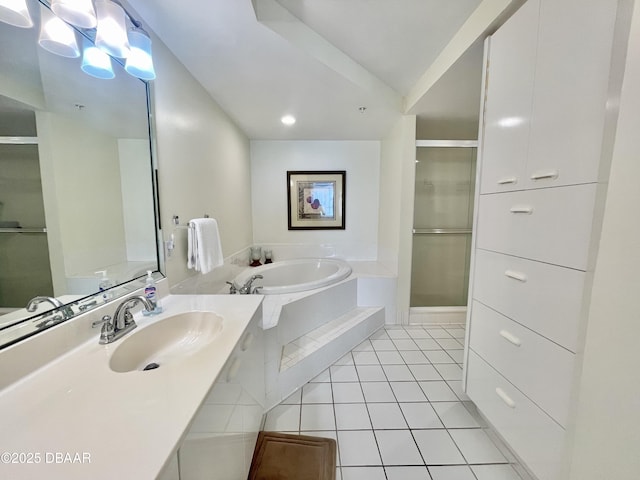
240, 274, 263, 294
93, 295, 154, 344
26, 296, 74, 319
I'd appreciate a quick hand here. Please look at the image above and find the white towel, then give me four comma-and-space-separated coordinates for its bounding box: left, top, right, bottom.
187, 218, 224, 274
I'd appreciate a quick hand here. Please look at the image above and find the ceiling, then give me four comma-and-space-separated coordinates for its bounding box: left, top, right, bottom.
127, 0, 518, 140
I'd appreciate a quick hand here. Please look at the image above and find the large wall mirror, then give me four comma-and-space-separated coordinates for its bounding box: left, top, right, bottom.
0, 0, 161, 348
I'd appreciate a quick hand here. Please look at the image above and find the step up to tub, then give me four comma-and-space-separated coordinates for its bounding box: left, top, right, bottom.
280, 307, 383, 372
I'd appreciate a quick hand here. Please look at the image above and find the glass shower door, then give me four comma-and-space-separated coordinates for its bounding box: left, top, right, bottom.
410, 145, 476, 307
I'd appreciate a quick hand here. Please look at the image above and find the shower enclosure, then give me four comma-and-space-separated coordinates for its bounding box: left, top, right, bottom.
410, 141, 477, 323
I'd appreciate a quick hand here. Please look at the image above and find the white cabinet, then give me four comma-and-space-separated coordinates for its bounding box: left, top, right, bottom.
178, 312, 265, 480
480, 0, 618, 194
466, 0, 626, 478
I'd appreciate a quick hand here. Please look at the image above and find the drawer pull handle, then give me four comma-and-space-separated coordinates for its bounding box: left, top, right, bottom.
497, 176, 517, 185
530, 170, 559, 181
504, 270, 527, 282
510, 206, 533, 214
496, 388, 516, 408
499, 330, 522, 346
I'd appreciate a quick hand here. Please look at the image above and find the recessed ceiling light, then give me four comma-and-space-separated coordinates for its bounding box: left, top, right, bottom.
281, 115, 296, 126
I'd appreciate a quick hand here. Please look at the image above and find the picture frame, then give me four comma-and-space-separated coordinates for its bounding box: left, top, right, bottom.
287, 170, 346, 230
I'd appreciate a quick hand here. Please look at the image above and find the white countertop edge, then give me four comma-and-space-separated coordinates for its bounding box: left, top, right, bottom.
0, 294, 263, 480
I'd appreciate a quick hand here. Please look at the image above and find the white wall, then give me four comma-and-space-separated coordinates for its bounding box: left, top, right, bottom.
250, 141, 380, 260
151, 35, 253, 286
378, 116, 416, 322
567, 1, 640, 477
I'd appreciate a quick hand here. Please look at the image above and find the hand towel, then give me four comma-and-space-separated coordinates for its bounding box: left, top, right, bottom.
187, 218, 224, 274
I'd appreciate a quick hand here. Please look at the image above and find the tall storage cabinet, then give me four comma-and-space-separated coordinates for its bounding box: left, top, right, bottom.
464, 1, 629, 479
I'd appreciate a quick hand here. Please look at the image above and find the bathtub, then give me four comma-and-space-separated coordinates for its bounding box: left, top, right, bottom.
233, 258, 352, 295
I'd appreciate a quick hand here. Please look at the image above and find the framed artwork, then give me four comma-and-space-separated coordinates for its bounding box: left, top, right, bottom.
287, 170, 346, 230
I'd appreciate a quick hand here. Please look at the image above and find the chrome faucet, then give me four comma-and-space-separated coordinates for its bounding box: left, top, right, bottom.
26, 296, 74, 319
93, 295, 154, 344
226, 274, 263, 294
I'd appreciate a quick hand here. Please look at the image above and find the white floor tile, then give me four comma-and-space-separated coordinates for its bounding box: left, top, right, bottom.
302, 382, 334, 403
367, 403, 408, 429
446, 328, 466, 339
386, 329, 411, 339
353, 351, 380, 365
414, 338, 442, 350
376, 351, 404, 365
445, 350, 464, 363
471, 464, 522, 480
449, 429, 507, 464
399, 402, 443, 429
425, 350, 457, 364
263, 404, 300, 431
383, 364, 415, 381
413, 429, 466, 465
336, 467, 342, 480
419, 381, 459, 402
375, 430, 423, 465
341, 466, 386, 480
434, 364, 463, 381
399, 350, 430, 364
428, 465, 476, 480
337, 430, 382, 466
281, 388, 302, 404
353, 340, 374, 351
334, 353, 355, 365
371, 339, 397, 351
436, 338, 464, 350
409, 364, 442, 381
406, 329, 432, 339
356, 365, 387, 382
370, 329, 391, 340
393, 339, 420, 350
300, 404, 336, 431
390, 381, 428, 402
331, 365, 360, 382
361, 382, 396, 403
332, 382, 365, 403
385, 466, 432, 480
446, 380, 471, 401
335, 403, 372, 430
432, 402, 481, 428
425, 328, 453, 339
310, 369, 331, 383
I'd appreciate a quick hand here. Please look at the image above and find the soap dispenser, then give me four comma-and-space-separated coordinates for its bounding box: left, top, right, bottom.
142, 270, 163, 315
96, 270, 113, 302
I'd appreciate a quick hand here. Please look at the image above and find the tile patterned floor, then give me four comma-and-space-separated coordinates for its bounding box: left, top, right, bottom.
263, 324, 523, 480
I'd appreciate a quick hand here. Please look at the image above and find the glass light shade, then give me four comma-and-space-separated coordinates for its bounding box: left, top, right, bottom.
51, 0, 96, 29
95, 0, 130, 58
0, 0, 33, 28
38, 6, 80, 58
125, 28, 156, 80
81, 39, 115, 79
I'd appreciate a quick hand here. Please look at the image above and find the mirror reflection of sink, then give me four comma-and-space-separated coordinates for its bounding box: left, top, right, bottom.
109, 311, 224, 373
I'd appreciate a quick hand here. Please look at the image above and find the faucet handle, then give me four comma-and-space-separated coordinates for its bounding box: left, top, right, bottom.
226, 281, 238, 294
92, 315, 112, 328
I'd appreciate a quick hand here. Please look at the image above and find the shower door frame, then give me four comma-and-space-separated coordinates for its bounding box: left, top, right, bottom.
409, 140, 478, 325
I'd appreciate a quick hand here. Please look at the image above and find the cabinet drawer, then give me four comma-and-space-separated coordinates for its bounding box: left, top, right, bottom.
466, 351, 564, 480
473, 249, 585, 351
476, 184, 597, 270
469, 301, 574, 427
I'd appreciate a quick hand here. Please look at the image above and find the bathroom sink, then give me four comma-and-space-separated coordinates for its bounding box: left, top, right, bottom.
109, 311, 224, 373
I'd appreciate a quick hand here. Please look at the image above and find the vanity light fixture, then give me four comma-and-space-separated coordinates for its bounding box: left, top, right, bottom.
81, 37, 115, 79
281, 115, 296, 126
125, 26, 156, 80
94, 0, 130, 58
50, 0, 96, 29
0, 0, 33, 28
38, 4, 80, 58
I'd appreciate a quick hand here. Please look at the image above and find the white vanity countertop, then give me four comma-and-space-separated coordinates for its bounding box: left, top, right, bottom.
0, 294, 263, 480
